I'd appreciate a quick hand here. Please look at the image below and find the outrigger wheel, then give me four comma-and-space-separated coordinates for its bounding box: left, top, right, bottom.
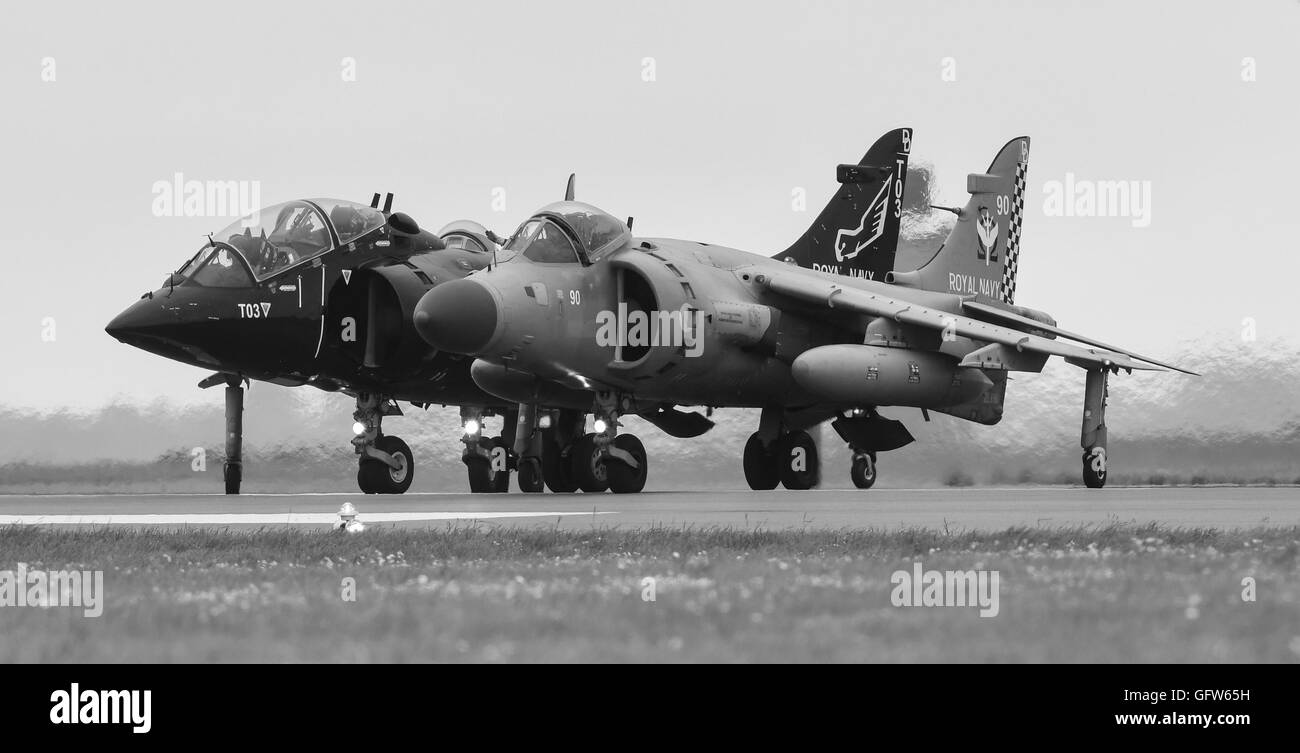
358, 435, 414, 494
850, 451, 877, 489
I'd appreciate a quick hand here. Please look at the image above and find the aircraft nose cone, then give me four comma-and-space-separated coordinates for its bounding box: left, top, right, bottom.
105, 298, 165, 342
414, 279, 499, 354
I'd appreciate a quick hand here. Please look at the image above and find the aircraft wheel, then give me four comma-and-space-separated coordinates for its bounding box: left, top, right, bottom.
850, 452, 877, 489
542, 440, 579, 493
518, 457, 545, 493
363, 435, 414, 494
778, 430, 819, 490
488, 436, 511, 493
570, 433, 609, 493
356, 462, 376, 494
742, 432, 779, 490
1082, 447, 1107, 489
223, 462, 242, 495
466, 437, 511, 493
607, 434, 648, 494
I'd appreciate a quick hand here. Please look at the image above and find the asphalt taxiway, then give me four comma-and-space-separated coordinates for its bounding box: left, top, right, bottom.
0, 487, 1296, 530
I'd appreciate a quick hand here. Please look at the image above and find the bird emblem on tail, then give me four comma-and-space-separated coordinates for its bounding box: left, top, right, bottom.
976, 206, 999, 265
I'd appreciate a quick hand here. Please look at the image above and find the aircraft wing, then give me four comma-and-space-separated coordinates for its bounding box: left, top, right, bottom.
960, 300, 1199, 375
760, 272, 1181, 373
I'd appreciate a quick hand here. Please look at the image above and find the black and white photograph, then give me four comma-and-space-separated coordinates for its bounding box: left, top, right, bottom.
0, 0, 1294, 732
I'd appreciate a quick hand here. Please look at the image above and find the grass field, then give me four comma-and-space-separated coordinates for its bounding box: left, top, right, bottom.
1, 523, 1297, 662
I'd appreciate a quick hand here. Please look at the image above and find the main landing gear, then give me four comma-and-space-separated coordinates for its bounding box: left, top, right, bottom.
536, 396, 648, 494
352, 393, 413, 494
742, 407, 914, 491
742, 407, 820, 490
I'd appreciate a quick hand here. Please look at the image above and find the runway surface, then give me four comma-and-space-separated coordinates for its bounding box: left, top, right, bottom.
0, 487, 1296, 530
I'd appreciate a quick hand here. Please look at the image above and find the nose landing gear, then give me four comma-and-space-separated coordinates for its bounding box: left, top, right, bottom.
461, 407, 514, 493
222, 378, 244, 495
589, 393, 648, 494
352, 393, 413, 494
536, 397, 648, 494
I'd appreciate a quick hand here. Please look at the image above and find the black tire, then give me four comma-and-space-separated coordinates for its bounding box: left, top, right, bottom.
743, 432, 780, 490
850, 452, 877, 489
223, 462, 242, 495
518, 457, 545, 493
358, 435, 413, 494
1082, 448, 1107, 489
466, 436, 511, 493
570, 433, 609, 493
356, 461, 376, 494
542, 440, 578, 493
466, 458, 491, 493
778, 430, 819, 490
607, 434, 648, 494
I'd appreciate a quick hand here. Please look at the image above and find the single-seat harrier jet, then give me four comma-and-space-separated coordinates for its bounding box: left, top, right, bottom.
413, 129, 1196, 493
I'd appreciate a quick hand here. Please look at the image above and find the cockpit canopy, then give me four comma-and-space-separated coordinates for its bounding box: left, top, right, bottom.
499, 201, 630, 265
179, 199, 386, 285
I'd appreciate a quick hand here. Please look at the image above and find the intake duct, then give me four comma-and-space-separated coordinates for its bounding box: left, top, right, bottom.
327, 258, 443, 374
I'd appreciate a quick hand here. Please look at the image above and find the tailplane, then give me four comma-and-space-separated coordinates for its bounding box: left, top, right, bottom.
778, 128, 911, 281
888, 137, 1029, 305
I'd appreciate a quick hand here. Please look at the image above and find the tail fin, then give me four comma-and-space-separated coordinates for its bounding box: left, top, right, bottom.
888, 137, 1029, 305
778, 127, 911, 281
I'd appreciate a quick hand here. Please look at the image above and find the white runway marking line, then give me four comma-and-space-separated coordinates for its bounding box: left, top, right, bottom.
0, 511, 613, 525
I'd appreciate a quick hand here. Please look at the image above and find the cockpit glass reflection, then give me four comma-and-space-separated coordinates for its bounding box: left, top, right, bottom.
207, 200, 333, 280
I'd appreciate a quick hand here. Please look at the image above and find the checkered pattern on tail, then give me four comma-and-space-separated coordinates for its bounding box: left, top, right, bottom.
1000, 158, 1028, 304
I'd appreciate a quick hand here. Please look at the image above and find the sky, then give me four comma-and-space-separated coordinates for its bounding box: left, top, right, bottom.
1, 0, 1297, 410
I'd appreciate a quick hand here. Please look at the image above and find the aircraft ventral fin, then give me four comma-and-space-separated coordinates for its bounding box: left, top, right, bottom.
760, 272, 1185, 374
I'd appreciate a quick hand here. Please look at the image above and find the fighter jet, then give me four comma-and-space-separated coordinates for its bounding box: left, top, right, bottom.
412, 129, 1196, 493
106, 193, 530, 495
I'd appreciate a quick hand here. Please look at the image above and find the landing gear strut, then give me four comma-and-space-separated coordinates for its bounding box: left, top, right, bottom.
223, 378, 243, 495
1081, 368, 1109, 488
461, 407, 514, 493
513, 403, 545, 493
352, 393, 413, 494
832, 409, 915, 492
541, 409, 583, 493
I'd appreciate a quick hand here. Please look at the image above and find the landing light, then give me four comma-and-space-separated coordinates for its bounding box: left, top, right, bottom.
593, 418, 608, 433
538, 414, 553, 429
464, 419, 480, 436
352, 421, 366, 435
